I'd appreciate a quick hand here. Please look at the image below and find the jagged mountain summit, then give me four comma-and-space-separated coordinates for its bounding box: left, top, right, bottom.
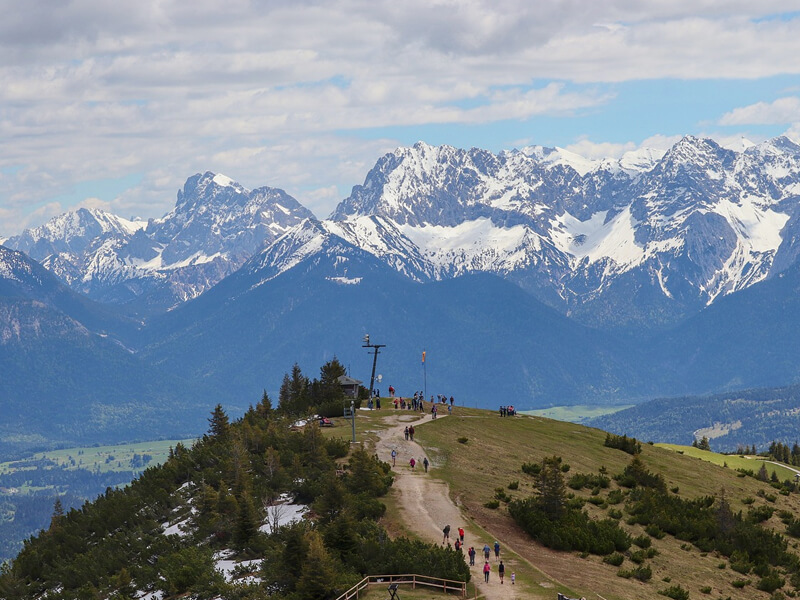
7, 135, 800, 329
323, 136, 800, 328
4, 172, 314, 314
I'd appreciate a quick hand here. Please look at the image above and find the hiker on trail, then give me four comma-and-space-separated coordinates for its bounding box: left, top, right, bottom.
468, 546, 476, 566
409, 425, 415, 441
511, 572, 515, 585
494, 540, 500, 560
409, 457, 416, 470
389, 385, 395, 397
448, 404, 452, 415
443, 524, 451, 544
483, 543, 490, 561
483, 561, 491, 583
499, 560, 505, 584
423, 457, 429, 472
454, 539, 461, 552
404, 426, 409, 440
376, 397, 381, 409
458, 527, 464, 543
450, 396, 454, 406
391, 449, 397, 466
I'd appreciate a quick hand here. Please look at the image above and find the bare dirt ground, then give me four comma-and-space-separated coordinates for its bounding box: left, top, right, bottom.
374, 411, 543, 600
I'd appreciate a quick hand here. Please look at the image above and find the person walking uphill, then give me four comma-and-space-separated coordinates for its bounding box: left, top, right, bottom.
494, 540, 500, 560
483, 543, 491, 561
499, 560, 505, 584
442, 524, 451, 544
483, 560, 491, 583
468, 546, 476, 566
423, 457, 429, 472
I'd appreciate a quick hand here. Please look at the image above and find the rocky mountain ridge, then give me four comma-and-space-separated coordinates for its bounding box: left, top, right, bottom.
3, 172, 313, 313
6, 135, 800, 329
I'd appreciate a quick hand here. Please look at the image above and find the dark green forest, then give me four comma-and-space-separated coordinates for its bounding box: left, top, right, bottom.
0, 359, 469, 600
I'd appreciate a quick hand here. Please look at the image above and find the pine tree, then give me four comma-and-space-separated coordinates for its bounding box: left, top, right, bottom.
208, 404, 231, 440
279, 364, 311, 415
233, 490, 260, 551
312, 358, 347, 407
698, 436, 711, 451
295, 531, 340, 600
256, 390, 273, 417
50, 498, 65, 529
536, 456, 566, 519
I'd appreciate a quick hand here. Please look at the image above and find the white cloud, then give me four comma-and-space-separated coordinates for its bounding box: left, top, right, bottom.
564, 138, 637, 159
2, 1, 800, 235
719, 97, 800, 125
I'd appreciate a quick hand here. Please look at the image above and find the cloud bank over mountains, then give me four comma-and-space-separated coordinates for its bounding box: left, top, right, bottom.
2, 1, 800, 236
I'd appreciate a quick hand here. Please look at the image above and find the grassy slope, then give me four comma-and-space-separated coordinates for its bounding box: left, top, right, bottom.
405, 408, 800, 600
656, 443, 800, 481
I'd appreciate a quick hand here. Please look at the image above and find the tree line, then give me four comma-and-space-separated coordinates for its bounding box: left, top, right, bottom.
0, 359, 469, 600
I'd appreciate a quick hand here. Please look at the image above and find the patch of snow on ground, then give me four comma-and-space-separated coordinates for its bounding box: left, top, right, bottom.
135, 591, 164, 600
161, 517, 191, 537
327, 276, 362, 285
215, 555, 262, 583
260, 494, 308, 534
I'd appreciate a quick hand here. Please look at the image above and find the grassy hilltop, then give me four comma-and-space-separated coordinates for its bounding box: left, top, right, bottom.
404, 408, 800, 600
4, 399, 800, 600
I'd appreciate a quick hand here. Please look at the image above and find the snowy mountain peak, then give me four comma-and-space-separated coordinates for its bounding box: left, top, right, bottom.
4, 172, 314, 312
212, 173, 237, 188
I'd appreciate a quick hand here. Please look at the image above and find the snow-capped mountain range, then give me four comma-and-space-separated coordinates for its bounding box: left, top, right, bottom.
3, 172, 313, 312
264, 135, 800, 328
5, 135, 800, 328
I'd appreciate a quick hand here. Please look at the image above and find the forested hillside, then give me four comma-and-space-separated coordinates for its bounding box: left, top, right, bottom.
0, 360, 468, 600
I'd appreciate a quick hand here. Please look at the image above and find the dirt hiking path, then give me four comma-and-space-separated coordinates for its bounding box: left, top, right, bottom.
374, 411, 539, 600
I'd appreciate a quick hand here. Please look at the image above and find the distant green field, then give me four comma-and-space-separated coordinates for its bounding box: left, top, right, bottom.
0, 438, 198, 478
521, 404, 633, 423
656, 443, 800, 481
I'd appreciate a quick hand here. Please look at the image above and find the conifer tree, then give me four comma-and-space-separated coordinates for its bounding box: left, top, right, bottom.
279, 364, 311, 415
295, 531, 340, 600
256, 390, 273, 417
233, 490, 260, 551
50, 498, 65, 529
537, 456, 566, 519
208, 404, 231, 440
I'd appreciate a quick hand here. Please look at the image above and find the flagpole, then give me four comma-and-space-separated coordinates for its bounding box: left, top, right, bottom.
422, 350, 427, 403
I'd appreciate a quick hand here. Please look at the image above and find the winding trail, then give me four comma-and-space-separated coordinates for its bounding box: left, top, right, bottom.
373, 410, 532, 599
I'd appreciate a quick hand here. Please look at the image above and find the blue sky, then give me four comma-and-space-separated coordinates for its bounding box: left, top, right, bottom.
2, 1, 800, 237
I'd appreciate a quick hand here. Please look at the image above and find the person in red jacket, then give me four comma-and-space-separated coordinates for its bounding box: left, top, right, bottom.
483, 560, 491, 583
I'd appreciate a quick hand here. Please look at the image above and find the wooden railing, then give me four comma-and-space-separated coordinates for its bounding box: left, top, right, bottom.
335, 573, 467, 600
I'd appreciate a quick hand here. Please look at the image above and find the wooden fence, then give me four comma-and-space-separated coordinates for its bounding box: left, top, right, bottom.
335, 573, 467, 600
